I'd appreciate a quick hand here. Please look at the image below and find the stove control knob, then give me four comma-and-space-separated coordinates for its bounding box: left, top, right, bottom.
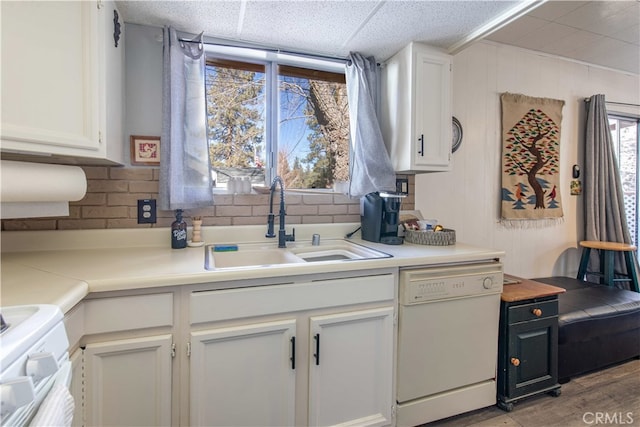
26, 352, 58, 384
0, 377, 35, 417
482, 277, 494, 289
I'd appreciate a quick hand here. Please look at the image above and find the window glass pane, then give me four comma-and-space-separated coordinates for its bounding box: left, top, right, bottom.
610, 116, 639, 247
205, 60, 266, 188
277, 65, 350, 189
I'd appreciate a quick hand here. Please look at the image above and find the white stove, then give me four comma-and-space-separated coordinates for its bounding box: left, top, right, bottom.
0, 305, 72, 426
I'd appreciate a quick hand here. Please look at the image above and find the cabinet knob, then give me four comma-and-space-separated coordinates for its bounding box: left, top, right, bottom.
511, 357, 520, 367
532, 308, 543, 317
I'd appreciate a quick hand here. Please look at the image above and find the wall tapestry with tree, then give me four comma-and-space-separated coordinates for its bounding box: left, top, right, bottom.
500, 93, 565, 226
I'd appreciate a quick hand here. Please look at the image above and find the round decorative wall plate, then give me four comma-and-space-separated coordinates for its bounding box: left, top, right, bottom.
452, 116, 463, 153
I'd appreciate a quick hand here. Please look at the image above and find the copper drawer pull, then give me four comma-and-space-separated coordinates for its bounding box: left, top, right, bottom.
532, 308, 542, 317
511, 357, 520, 367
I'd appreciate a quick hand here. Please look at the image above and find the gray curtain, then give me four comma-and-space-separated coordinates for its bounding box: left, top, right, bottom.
159, 27, 213, 211
345, 53, 396, 198
584, 94, 635, 288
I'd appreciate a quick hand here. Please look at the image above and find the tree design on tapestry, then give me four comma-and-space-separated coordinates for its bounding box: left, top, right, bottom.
503, 108, 560, 209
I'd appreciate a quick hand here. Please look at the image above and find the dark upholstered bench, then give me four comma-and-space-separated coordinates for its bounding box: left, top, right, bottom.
531, 277, 640, 381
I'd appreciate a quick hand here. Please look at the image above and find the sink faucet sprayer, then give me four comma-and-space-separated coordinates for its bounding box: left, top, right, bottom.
266, 176, 295, 248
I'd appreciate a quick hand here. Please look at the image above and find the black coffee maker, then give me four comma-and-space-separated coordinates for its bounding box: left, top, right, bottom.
360, 192, 405, 245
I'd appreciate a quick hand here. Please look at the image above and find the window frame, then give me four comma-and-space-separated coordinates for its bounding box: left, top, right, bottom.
203, 43, 348, 192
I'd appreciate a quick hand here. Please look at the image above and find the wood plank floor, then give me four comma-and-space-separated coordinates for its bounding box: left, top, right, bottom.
423, 359, 640, 427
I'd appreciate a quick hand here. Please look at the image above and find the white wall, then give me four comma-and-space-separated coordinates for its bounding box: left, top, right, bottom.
124, 24, 164, 164
416, 41, 640, 278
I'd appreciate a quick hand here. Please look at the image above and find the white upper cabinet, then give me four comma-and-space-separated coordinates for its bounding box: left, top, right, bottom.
381, 42, 452, 173
0, 0, 124, 165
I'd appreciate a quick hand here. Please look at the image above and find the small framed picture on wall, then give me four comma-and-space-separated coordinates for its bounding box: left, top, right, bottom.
130, 135, 161, 165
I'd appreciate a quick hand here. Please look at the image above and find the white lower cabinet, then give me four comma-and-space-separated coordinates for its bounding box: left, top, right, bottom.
308, 307, 394, 427
190, 320, 297, 426
84, 334, 173, 426
66, 292, 176, 427
67, 271, 396, 427
187, 271, 397, 427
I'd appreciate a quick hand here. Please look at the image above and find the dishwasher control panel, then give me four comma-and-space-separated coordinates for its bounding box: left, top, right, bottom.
400, 262, 503, 304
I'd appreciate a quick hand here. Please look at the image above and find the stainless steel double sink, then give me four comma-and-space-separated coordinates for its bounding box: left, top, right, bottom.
205, 239, 392, 270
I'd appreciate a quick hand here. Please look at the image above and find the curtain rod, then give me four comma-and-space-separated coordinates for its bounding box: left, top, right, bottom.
177, 37, 348, 64
583, 98, 639, 107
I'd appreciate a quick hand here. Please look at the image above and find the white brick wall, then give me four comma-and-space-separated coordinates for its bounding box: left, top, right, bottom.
1, 167, 414, 231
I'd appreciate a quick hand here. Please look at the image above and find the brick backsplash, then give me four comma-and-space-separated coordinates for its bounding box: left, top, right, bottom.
1, 167, 415, 231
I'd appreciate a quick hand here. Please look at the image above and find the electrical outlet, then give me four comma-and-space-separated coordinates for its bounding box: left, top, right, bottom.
137, 199, 157, 224
396, 178, 409, 195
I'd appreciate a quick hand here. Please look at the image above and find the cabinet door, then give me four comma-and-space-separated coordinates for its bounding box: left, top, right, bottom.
308, 307, 394, 427
413, 49, 451, 170
84, 334, 173, 426
99, 0, 125, 164
381, 43, 452, 173
506, 317, 558, 398
1, 1, 101, 155
190, 319, 296, 427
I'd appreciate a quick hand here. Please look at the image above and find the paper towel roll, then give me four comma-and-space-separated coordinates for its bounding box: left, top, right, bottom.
1, 160, 86, 202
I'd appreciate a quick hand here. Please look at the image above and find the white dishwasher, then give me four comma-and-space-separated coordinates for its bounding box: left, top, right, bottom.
396, 261, 503, 426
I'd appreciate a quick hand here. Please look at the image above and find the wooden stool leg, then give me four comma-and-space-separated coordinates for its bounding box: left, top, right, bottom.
577, 247, 591, 281
623, 251, 640, 293
603, 250, 615, 287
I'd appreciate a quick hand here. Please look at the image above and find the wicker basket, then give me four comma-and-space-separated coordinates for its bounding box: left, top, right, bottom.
404, 229, 456, 246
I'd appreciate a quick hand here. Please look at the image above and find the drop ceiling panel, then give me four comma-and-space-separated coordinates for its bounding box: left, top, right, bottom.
484, 15, 548, 45
576, 37, 640, 72
541, 30, 603, 57
238, 0, 380, 56
512, 22, 579, 52
553, 1, 636, 29
486, 1, 639, 74
613, 23, 640, 45
527, 1, 587, 20
347, 1, 521, 61
117, 1, 242, 37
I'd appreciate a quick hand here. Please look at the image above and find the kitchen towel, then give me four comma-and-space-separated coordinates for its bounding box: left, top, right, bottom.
29, 385, 74, 427
500, 93, 565, 227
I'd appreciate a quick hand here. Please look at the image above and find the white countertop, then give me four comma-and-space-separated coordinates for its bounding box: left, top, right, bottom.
1, 224, 505, 313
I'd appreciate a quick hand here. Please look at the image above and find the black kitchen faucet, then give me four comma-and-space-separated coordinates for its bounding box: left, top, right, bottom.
266, 176, 295, 248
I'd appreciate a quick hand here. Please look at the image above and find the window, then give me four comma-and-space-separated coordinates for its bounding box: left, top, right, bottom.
610, 114, 640, 246
204, 50, 350, 191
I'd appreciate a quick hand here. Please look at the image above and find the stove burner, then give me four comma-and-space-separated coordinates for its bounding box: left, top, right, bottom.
0, 313, 8, 333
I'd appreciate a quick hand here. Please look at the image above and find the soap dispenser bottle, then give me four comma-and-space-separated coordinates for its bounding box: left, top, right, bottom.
171, 209, 187, 249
